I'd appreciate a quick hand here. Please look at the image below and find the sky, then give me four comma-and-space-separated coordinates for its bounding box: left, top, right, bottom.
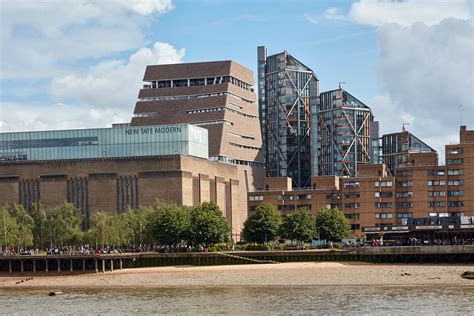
0, 0, 473, 159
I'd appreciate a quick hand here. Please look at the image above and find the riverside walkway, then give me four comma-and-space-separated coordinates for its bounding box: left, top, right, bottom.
0, 245, 472, 274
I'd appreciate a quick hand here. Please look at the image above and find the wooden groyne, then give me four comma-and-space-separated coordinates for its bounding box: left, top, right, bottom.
0, 246, 472, 274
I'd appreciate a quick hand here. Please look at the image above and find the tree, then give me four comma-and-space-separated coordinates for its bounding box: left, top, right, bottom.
87, 211, 121, 249
45, 202, 82, 248
242, 203, 282, 243
280, 208, 315, 243
119, 206, 154, 246
29, 203, 48, 249
315, 207, 350, 242
189, 202, 230, 245
6, 204, 34, 249
0, 206, 20, 250
150, 202, 190, 246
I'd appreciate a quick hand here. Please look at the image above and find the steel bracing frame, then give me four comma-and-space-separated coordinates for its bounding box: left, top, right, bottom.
265, 67, 314, 187
318, 104, 372, 177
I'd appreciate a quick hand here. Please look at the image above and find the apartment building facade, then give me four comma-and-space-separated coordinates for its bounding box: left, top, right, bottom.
313, 87, 378, 177
257, 46, 319, 188
248, 126, 473, 238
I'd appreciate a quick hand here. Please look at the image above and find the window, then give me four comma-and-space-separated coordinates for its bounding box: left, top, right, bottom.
375, 191, 393, 198
189, 78, 205, 86
447, 169, 464, 175
249, 195, 264, 201
447, 180, 464, 186
326, 193, 342, 200
344, 192, 360, 199
397, 181, 412, 187
447, 190, 464, 197
397, 212, 413, 219
396, 171, 412, 177
428, 201, 446, 207
429, 170, 445, 176
375, 213, 393, 219
350, 224, 360, 230
427, 180, 445, 186
173, 79, 188, 87
396, 192, 413, 198
297, 194, 312, 200
343, 182, 360, 189
447, 158, 464, 165
447, 201, 464, 207
428, 191, 446, 197
375, 202, 393, 208
278, 205, 296, 211
396, 202, 412, 208
447, 148, 463, 154
345, 213, 360, 220
374, 181, 393, 187
344, 203, 360, 209
277, 195, 293, 201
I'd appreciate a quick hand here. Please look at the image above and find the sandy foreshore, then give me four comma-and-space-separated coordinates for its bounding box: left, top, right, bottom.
1, 262, 473, 289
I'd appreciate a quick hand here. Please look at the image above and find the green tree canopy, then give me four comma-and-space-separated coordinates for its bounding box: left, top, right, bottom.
87, 211, 123, 248
29, 203, 48, 249
45, 202, 82, 248
315, 207, 350, 242
280, 208, 315, 243
119, 206, 154, 246
150, 202, 190, 246
6, 203, 34, 249
242, 203, 282, 243
189, 202, 230, 246
0, 206, 20, 249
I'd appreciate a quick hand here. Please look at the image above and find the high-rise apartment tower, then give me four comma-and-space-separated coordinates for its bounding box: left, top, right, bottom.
313, 87, 378, 177
258, 46, 319, 187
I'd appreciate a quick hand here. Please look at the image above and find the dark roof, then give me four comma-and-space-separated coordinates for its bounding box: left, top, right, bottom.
143, 60, 254, 85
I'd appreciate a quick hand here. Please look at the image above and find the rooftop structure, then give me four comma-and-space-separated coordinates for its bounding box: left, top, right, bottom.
381, 128, 437, 175
131, 60, 263, 167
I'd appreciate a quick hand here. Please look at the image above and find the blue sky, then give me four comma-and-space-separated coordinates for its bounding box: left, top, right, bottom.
0, 0, 473, 158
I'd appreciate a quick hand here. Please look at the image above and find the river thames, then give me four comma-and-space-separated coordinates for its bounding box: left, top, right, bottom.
1, 285, 473, 315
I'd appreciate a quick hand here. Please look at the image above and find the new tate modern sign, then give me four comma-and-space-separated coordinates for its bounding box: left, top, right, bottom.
124, 126, 182, 135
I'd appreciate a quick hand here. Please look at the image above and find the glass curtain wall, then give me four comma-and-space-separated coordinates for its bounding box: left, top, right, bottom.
0, 124, 208, 162
258, 48, 318, 188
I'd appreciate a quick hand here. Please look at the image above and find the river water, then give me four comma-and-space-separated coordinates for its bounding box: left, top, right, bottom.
1, 285, 473, 315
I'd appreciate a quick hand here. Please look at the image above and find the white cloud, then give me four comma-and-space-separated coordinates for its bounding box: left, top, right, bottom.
304, 14, 321, 25
347, 0, 471, 26
0, 101, 130, 132
114, 0, 173, 15
0, 41, 185, 133
324, 7, 345, 21
0, 0, 174, 79
305, 7, 346, 25
373, 19, 473, 157
50, 41, 184, 112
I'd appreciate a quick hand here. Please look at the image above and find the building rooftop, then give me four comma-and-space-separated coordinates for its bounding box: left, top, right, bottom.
143, 60, 255, 85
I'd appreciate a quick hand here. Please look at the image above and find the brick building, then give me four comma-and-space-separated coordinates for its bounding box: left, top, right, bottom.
0, 124, 245, 238
130, 60, 265, 234
248, 126, 474, 238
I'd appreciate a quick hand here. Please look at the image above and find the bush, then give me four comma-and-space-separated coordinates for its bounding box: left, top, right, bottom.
214, 242, 230, 250
234, 244, 246, 251
245, 244, 268, 251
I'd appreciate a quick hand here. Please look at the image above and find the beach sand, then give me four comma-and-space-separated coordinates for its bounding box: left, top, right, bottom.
1, 262, 473, 289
